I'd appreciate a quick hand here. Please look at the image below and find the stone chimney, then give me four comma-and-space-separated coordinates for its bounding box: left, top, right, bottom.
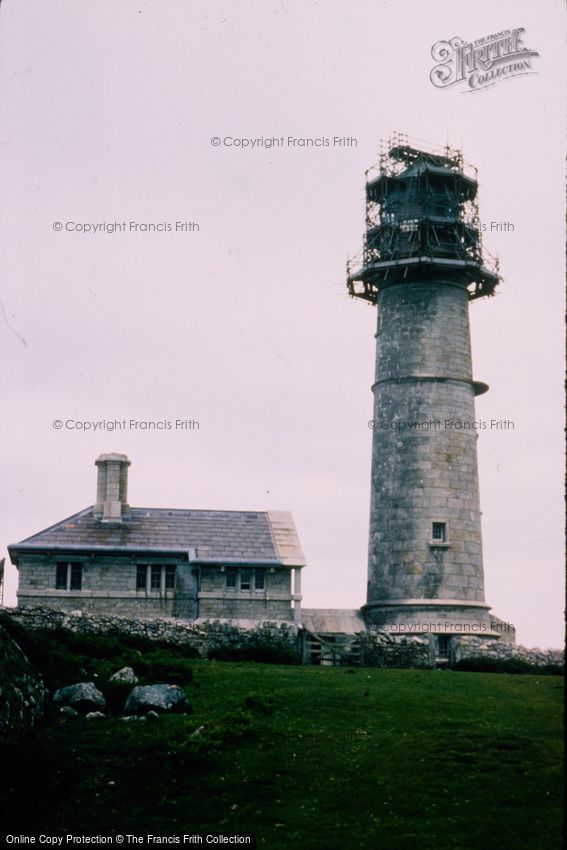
93, 453, 131, 521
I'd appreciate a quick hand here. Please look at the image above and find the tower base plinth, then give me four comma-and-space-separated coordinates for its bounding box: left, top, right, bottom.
362, 599, 512, 641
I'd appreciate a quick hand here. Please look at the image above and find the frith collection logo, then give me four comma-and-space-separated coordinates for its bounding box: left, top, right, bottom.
430, 27, 539, 92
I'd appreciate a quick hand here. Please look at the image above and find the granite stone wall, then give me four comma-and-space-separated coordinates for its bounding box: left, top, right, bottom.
1, 606, 301, 661
1, 607, 561, 670
198, 566, 292, 620
368, 282, 486, 610
17, 557, 292, 621
16, 554, 184, 619
360, 633, 436, 668
452, 636, 564, 668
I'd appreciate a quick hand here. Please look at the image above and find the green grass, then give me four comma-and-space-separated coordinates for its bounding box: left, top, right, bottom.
3, 657, 563, 850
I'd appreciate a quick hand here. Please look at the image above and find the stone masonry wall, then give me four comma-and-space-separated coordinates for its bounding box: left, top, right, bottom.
17, 555, 183, 619
5, 607, 435, 668
452, 636, 564, 668
2, 606, 301, 661
18, 594, 181, 619
368, 282, 485, 609
361, 633, 436, 668
198, 567, 292, 620
17, 557, 291, 621
1, 607, 561, 670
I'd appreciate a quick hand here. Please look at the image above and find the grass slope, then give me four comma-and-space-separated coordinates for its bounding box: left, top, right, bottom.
0, 623, 563, 850
3, 651, 563, 850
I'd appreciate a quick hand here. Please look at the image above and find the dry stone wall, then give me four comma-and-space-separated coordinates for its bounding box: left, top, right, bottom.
2, 606, 302, 661
452, 636, 563, 668
1, 607, 562, 671
361, 633, 435, 668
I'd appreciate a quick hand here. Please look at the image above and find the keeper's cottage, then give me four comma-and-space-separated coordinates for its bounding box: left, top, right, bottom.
9, 453, 306, 623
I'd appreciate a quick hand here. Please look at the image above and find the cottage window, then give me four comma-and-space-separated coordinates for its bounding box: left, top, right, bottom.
165, 565, 176, 589
137, 564, 176, 592
226, 568, 238, 589
151, 565, 162, 589
70, 563, 82, 590
225, 567, 266, 591
55, 563, 68, 589
55, 562, 82, 591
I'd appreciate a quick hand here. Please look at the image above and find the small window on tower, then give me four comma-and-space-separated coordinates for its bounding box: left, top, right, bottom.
136, 565, 147, 590
254, 570, 265, 591
150, 564, 161, 589
226, 568, 237, 589
165, 565, 176, 589
240, 569, 252, 591
431, 522, 447, 543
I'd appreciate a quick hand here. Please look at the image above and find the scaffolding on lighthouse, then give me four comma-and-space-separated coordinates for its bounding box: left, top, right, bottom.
347, 133, 500, 304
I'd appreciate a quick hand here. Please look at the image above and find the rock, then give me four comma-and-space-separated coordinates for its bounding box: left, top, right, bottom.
0, 625, 47, 745
145, 710, 160, 721
53, 682, 106, 713
59, 705, 78, 717
124, 684, 190, 715
86, 711, 106, 720
110, 666, 138, 685
122, 715, 146, 722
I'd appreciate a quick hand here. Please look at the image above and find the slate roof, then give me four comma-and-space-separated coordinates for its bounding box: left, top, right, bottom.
9, 507, 306, 568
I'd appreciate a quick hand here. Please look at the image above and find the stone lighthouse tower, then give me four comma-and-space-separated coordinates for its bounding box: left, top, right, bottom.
347, 135, 504, 652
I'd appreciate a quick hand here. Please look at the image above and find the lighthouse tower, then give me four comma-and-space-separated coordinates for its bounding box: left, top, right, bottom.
347, 135, 503, 652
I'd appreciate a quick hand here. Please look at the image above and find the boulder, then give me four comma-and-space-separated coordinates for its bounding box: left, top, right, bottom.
124, 684, 190, 714
110, 667, 138, 685
53, 682, 106, 713
59, 706, 79, 717
0, 624, 47, 745
85, 711, 106, 720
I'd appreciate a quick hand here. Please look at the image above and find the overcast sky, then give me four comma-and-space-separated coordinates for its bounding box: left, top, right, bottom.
1, 0, 564, 647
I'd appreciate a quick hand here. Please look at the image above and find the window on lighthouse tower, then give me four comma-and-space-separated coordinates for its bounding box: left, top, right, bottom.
432, 522, 447, 543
